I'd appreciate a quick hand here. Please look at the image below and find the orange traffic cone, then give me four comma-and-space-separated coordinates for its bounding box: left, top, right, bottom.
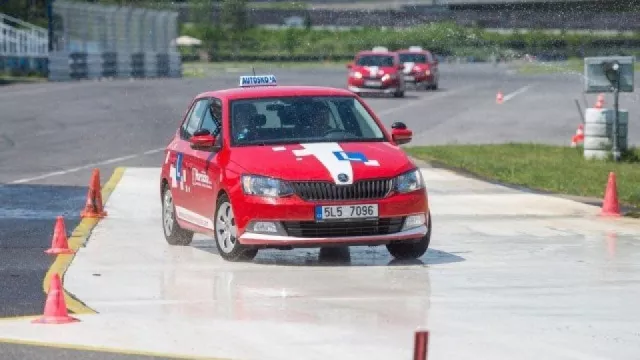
45, 216, 75, 255
32, 273, 79, 324
595, 93, 604, 109
496, 91, 504, 104
413, 330, 429, 360
601, 172, 621, 217
80, 168, 107, 218
570, 124, 584, 147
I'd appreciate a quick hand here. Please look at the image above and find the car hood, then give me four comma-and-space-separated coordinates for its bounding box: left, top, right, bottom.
353, 65, 397, 77
402, 62, 429, 74
230, 142, 415, 183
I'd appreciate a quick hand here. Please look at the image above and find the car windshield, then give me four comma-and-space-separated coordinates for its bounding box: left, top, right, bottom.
230, 96, 386, 146
355, 55, 395, 67
399, 53, 427, 63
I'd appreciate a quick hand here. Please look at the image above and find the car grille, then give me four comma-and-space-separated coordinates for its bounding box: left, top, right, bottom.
283, 217, 405, 238
291, 179, 394, 201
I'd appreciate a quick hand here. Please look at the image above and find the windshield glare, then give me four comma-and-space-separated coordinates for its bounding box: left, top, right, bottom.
399, 54, 427, 63
230, 96, 386, 146
355, 55, 395, 67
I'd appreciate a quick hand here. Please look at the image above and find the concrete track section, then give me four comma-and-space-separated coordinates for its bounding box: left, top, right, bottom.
0, 167, 638, 359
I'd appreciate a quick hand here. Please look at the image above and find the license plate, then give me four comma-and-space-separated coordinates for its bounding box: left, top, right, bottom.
364, 80, 381, 87
315, 204, 379, 220
404, 75, 415, 81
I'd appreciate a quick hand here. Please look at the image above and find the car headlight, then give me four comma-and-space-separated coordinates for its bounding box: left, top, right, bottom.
382, 73, 396, 81
394, 169, 425, 193
241, 175, 294, 197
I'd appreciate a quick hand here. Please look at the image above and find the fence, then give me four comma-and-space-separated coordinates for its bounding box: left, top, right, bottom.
49, 1, 182, 81
0, 13, 49, 75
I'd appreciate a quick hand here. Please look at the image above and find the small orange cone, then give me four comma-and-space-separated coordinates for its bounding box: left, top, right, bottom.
32, 273, 80, 324
496, 91, 503, 104
80, 168, 107, 218
45, 216, 75, 255
570, 124, 584, 147
601, 172, 621, 217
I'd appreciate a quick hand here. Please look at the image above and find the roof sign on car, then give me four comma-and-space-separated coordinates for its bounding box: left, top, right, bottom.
239, 75, 277, 87
409, 46, 423, 52
372, 46, 388, 52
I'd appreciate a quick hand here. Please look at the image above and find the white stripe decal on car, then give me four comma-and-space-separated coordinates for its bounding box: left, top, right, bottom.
292, 142, 354, 185
175, 205, 214, 230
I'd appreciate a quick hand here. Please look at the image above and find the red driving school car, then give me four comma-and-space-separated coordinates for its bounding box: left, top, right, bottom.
396, 46, 440, 90
346, 47, 406, 98
160, 75, 431, 262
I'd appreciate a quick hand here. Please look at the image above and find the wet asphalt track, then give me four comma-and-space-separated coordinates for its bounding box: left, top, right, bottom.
0, 62, 639, 359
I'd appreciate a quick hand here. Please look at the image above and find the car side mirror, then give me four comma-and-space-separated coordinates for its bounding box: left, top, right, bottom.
190, 129, 221, 151
346, 62, 353, 69
391, 122, 412, 145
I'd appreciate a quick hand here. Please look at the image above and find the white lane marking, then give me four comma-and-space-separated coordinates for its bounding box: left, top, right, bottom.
9, 147, 165, 184
377, 85, 478, 116
502, 84, 533, 102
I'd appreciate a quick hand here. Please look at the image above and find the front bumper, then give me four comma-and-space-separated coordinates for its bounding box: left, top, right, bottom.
348, 85, 400, 94
403, 73, 434, 84
231, 189, 429, 247
240, 224, 428, 247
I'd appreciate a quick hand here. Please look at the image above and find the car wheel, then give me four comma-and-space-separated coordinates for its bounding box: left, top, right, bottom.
162, 184, 194, 246
386, 211, 431, 260
214, 193, 258, 262
393, 89, 405, 98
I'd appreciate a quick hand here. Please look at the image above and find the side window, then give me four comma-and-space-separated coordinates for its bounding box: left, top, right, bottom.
200, 98, 222, 137
181, 99, 209, 139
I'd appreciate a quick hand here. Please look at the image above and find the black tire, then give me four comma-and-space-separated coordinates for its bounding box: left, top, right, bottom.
393, 90, 405, 98
161, 184, 194, 246
386, 211, 432, 260
213, 193, 258, 262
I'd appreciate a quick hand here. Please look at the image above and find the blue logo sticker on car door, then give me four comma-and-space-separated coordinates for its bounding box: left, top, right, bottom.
175, 153, 183, 182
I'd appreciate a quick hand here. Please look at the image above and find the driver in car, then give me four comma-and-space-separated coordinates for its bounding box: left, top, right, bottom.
233, 103, 258, 141
307, 102, 333, 137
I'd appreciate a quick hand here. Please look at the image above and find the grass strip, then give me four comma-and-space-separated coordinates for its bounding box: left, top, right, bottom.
405, 143, 640, 210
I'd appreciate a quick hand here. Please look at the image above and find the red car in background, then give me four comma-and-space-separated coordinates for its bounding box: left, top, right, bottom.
346, 47, 406, 98
396, 46, 439, 90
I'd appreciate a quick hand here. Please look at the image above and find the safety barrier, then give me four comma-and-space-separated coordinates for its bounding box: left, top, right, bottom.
583, 108, 629, 160
48, 1, 182, 81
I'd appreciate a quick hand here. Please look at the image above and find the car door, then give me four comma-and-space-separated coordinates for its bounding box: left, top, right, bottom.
188, 97, 224, 226
169, 98, 211, 228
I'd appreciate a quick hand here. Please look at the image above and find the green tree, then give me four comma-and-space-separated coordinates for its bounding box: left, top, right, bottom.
221, 0, 249, 33
220, 0, 249, 55
303, 11, 312, 31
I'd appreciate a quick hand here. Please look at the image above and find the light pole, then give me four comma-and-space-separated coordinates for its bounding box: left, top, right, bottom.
47, 0, 54, 52
602, 60, 621, 162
